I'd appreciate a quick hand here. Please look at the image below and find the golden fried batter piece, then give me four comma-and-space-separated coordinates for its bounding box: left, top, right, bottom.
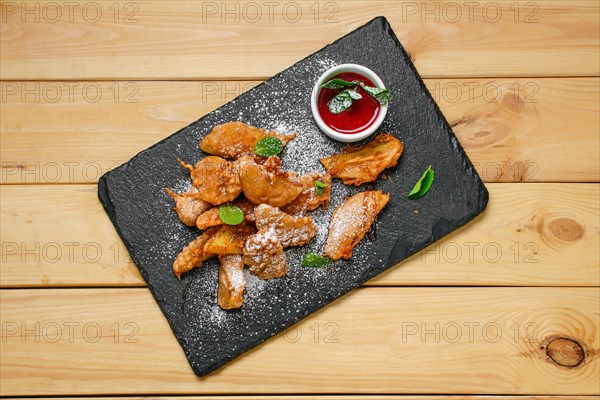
281, 172, 331, 215
173, 230, 216, 279
217, 254, 245, 309
165, 187, 212, 227
305, 173, 331, 211
180, 156, 242, 205
320, 133, 403, 186
196, 199, 255, 230
203, 223, 256, 257
254, 204, 317, 247
243, 228, 287, 279
324, 190, 390, 260
238, 156, 303, 207
200, 121, 296, 159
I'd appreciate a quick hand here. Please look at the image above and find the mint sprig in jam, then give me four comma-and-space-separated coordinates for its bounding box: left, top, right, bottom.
320, 78, 390, 114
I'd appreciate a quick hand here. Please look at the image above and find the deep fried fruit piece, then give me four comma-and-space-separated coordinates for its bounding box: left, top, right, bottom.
238, 156, 303, 207
196, 199, 255, 230
320, 133, 403, 186
200, 121, 296, 159
243, 228, 287, 279
165, 187, 212, 227
324, 190, 390, 260
180, 156, 242, 205
304, 173, 331, 211
254, 204, 317, 247
281, 172, 331, 215
217, 254, 245, 309
173, 230, 216, 279
203, 223, 256, 257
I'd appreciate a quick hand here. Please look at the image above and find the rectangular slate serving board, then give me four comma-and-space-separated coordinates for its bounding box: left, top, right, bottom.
98, 17, 488, 376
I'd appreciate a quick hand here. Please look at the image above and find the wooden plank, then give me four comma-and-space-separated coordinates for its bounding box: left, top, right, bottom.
1, 287, 598, 395
1, 1, 598, 80
1, 78, 598, 184
3, 397, 595, 400
0, 183, 598, 287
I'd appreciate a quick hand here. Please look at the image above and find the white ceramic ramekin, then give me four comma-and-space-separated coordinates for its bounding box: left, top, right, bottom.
311, 64, 388, 143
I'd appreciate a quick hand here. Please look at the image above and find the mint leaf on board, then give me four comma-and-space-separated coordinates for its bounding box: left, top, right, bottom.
253, 136, 283, 157
319, 78, 359, 90
301, 252, 332, 268
218, 204, 245, 225
360, 83, 390, 106
408, 166, 435, 199
314, 180, 328, 196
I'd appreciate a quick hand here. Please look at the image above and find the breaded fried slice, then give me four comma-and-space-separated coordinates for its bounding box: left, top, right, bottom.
254, 204, 317, 247
320, 133, 403, 186
200, 121, 296, 159
173, 229, 216, 279
324, 190, 390, 260
165, 187, 212, 227
179, 156, 242, 205
203, 223, 256, 257
281, 172, 331, 215
243, 228, 287, 279
217, 254, 245, 309
238, 156, 303, 207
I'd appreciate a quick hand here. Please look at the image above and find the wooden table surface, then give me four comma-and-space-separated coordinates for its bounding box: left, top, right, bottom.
1, 1, 599, 398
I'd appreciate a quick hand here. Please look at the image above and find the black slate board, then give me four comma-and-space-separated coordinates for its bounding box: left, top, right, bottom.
98, 17, 488, 376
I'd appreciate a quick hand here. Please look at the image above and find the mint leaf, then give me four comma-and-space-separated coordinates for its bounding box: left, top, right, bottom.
253, 136, 283, 157
408, 166, 435, 199
347, 89, 362, 100
301, 252, 332, 268
320, 76, 390, 113
218, 204, 245, 225
328, 89, 362, 114
319, 78, 358, 90
360, 83, 390, 106
314, 180, 327, 196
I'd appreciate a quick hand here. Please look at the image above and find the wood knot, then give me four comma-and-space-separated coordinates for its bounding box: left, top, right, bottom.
472, 130, 492, 138
547, 217, 585, 242
501, 92, 526, 113
546, 337, 585, 367
457, 121, 510, 149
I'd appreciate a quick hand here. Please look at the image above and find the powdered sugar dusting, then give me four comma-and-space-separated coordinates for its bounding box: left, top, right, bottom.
171, 178, 193, 194
160, 52, 389, 358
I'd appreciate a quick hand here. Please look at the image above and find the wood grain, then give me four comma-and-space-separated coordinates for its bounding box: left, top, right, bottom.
3, 397, 595, 400
1, 287, 598, 396
1, 1, 598, 80
1, 78, 598, 184
1, 183, 598, 287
